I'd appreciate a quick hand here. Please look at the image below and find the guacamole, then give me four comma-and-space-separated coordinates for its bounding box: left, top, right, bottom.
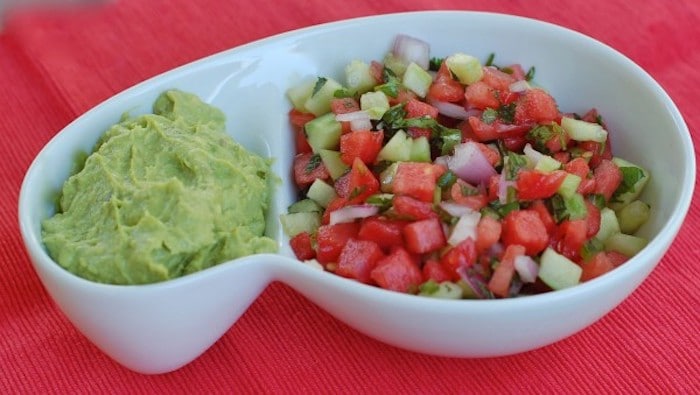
42, 90, 277, 285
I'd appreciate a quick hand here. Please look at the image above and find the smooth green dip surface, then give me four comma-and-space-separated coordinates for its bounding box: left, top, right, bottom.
42, 90, 277, 285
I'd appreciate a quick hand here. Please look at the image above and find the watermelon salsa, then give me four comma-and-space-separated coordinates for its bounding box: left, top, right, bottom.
280, 34, 651, 299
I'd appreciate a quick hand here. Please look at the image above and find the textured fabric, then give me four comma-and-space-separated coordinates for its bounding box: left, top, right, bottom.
1, 0, 698, 392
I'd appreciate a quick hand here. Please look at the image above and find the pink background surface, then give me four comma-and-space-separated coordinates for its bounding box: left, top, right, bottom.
1, 0, 698, 392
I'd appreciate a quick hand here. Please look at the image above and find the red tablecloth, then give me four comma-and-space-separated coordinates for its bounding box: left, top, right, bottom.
1, 0, 698, 392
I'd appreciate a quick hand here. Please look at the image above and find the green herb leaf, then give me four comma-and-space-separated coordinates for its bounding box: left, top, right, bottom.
393, 115, 461, 155
549, 195, 568, 223
504, 152, 528, 181
312, 77, 327, 97
304, 154, 322, 174
429, 57, 444, 71
548, 193, 588, 223
613, 167, 645, 197
580, 238, 605, 262
437, 170, 458, 189
527, 123, 565, 153
460, 183, 481, 197
348, 186, 366, 200
333, 88, 354, 98
375, 67, 402, 98
588, 193, 606, 210
482, 108, 498, 125
497, 103, 516, 124
488, 200, 520, 219
525, 66, 536, 81
485, 53, 496, 67
365, 194, 394, 211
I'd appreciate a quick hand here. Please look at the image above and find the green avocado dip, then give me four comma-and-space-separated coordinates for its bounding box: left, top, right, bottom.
42, 90, 277, 285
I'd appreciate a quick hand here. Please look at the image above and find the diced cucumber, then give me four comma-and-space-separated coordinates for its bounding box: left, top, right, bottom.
409, 136, 431, 162
604, 233, 648, 256
280, 211, 321, 237
360, 91, 390, 120
377, 130, 411, 162
445, 53, 483, 85
379, 162, 399, 193
564, 193, 587, 220
596, 207, 621, 242
307, 178, 338, 208
617, 200, 651, 234
538, 248, 582, 290
345, 60, 376, 95
383, 52, 408, 77
305, 113, 342, 152
557, 173, 582, 199
419, 280, 464, 299
318, 149, 349, 180
366, 193, 394, 211
609, 157, 651, 211
534, 155, 562, 173
288, 198, 323, 214
286, 79, 315, 111
561, 116, 608, 143
303, 77, 344, 116
402, 62, 433, 98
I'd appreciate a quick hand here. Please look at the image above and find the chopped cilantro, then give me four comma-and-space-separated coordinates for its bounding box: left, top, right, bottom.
365, 194, 394, 211
482, 104, 516, 125
498, 103, 516, 124
437, 170, 458, 189
482, 108, 498, 125
304, 154, 322, 174
460, 183, 481, 197
525, 66, 536, 81
375, 67, 401, 98
348, 186, 366, 200
485, 52, 496, 67
504, 152, 528, 180
312, 77, 327, 96
429, 57, 444, 71
487, 200, 520, 219
549, 195, 568, 223
527, 123, 565, 153
381, 101, 462, 156
588, 193, 607, 210
549, 193, 588, 223
612, 167, 646, 200
581, 238, 605, 262
333, 88, 354, 98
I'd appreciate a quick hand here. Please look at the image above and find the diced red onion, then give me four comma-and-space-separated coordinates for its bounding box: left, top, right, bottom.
447, 211, 481, 246
350, 118, 372, 132
335, 110, 370, 123
335, 110, 373, 132
392, 34, 430, 70
429, 99, 471, 120
457, 268, 490, 299
514, 255, 539, 283
434, 155, 449, 168
497, 172, 514, 204
523, 143, 544, 165
509, 80, 531, 93
439, 201, 476, 218
447, 141, 497, 186
329, 204, 378, 225
486, 242, 505, 258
